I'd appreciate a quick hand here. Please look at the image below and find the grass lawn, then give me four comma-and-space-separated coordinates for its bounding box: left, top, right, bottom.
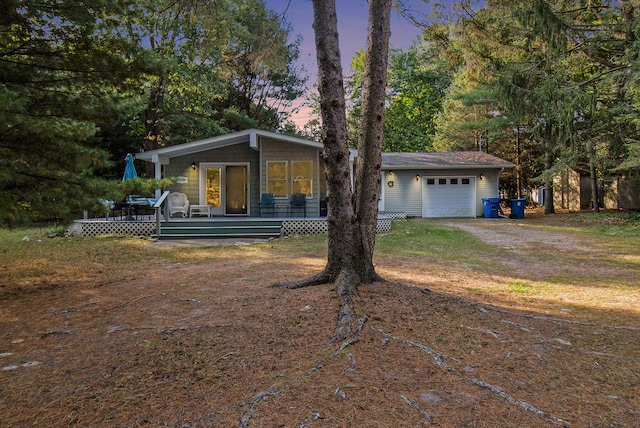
1, 212, 638, 427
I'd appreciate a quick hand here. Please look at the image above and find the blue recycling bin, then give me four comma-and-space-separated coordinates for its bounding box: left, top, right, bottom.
510, 198, 526, 219
482, 198, 500, 218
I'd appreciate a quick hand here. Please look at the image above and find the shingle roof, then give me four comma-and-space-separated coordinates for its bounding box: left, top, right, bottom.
381, 152, 514, 169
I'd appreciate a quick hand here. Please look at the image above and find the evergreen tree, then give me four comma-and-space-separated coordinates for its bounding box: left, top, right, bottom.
0, 0, 148, 226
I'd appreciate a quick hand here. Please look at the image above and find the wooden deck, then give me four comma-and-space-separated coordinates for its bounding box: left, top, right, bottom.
68, 215, 397, 239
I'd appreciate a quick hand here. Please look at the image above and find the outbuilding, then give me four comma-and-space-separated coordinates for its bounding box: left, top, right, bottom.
379, 152, 514, 218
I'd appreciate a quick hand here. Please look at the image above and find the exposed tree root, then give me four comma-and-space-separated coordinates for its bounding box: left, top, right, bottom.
441, 293, 640, 331
237, 361, 325, 428
333, 315, 368, 355
297, 412, 322, 427
270, 262, 379, 343
374, 328, 456, 369
400, 394, 433, 421
269, 269, 333, 289
373, 326, 571, 425
470, 378, 571, 425
237, 385, 281, 428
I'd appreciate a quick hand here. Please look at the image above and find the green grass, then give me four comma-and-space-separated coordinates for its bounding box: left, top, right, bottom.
2, 213, 637, 296
507, 280, 537, 294
375, 219, 503, 269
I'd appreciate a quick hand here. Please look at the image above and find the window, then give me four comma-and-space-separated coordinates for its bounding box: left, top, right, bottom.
267, 161, 287, 197
292, 161, 313, 198
450, 178, 458, 185
427, 178, 435, 185
206, 167, 221, 207
439, 178, 447, 185
462, 178, 470, 185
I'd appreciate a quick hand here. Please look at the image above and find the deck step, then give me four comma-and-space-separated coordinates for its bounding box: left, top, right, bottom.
157, 220, 283, 239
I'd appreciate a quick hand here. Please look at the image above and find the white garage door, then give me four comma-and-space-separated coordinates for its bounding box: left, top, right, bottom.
422, 176, 476, 218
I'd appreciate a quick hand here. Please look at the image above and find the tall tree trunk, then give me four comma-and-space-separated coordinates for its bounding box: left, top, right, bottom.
142, 76, 167, 177
589, 141, 600, 212
353, 0, 391, 283
544, 135, 555, 214
272, 0, 355, 291
272, 0, 391, 341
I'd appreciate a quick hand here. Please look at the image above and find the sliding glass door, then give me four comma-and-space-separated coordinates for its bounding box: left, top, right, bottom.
199, 163, 249, 216
225, 165, 248, 215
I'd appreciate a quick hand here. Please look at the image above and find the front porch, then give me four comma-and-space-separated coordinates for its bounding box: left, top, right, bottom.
67, 215, 399, 239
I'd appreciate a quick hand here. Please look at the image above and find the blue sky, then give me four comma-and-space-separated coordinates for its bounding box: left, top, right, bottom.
262, 0, 471, 126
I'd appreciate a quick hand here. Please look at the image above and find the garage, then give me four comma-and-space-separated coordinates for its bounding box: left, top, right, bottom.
380, 152, 513, 218
422, 176, 476, 218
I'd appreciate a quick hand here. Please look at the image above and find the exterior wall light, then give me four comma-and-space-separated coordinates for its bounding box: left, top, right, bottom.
387, 180, 394, 187
191, 162, 197, 171
416, 175, 420, 181
479, 173, 484, 180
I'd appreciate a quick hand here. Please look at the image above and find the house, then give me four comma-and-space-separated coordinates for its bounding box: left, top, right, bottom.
135, 129, 514, 219
532, 166, 622, 211
135, 129, 356, 217
379, 152, 514, 218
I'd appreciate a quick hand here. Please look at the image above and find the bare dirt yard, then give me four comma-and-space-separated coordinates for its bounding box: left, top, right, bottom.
1, 213, 639, 427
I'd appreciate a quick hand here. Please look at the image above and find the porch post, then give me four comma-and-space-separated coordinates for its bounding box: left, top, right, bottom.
152, 154, 162, 198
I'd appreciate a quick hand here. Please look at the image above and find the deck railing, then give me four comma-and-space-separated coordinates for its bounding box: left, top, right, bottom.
153, 190, 171, 236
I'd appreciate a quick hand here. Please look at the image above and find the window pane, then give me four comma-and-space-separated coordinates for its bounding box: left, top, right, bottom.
292, 161, 312, 178
206, 168, 221, 207
267, 162, 286, 179
268, 180, 287, 196
292, 161, 313, 197
427, 178, 435, 185
267, 161, 287, 197
451, 178, 458, 184
462, 178, 470, 184
293, 179, 312, 197
439, 178, 447, 185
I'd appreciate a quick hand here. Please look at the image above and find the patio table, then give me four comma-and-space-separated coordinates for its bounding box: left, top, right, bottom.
125, 196, 157, 220
189, 204, 212, 217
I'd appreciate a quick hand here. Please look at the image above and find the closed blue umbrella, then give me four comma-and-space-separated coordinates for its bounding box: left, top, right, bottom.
122, 153, 137, 181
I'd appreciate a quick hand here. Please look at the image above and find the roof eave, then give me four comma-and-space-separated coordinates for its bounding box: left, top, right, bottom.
134, 128, 335, 162
381, 163, 514, 170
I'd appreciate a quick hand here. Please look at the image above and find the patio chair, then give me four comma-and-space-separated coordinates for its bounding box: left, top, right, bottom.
289, 193, 307, 217
167, 192, 189, 218
259, 193, 276, 217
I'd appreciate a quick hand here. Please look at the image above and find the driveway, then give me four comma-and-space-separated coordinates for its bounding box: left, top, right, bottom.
436, 217, 614, 283
440, 218, 597, 254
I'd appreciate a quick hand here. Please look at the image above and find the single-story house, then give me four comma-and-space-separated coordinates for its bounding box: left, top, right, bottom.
135, 129, 354, 217
135, 129, 514, 218
379, 152, 514, 218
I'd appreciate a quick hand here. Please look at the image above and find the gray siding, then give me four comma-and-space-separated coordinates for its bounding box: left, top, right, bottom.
384, 170, 423, 217
260, 138, 324, 216
383, 168, 502, 217
164, 143, 260, 214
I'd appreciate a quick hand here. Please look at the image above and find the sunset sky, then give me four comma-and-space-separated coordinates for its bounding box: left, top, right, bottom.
262, 0, 474, 126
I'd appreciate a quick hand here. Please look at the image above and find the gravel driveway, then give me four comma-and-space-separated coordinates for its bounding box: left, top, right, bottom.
440, 218, 597, 254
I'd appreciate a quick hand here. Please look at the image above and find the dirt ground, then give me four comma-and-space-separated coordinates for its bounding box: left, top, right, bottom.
1, 216, 638, 427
